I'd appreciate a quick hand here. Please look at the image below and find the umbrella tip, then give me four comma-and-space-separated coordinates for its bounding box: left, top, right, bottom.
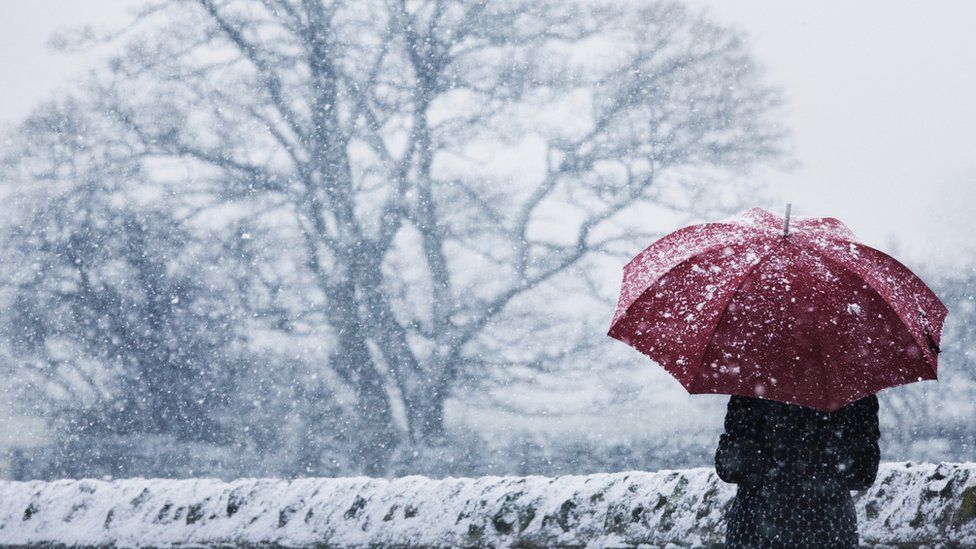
783, 203, 792, 237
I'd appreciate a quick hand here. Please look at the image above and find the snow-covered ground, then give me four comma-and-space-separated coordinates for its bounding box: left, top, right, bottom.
1, 462, 972, 547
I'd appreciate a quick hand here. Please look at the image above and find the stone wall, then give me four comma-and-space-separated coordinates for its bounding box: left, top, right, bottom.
0, 462, 973, 547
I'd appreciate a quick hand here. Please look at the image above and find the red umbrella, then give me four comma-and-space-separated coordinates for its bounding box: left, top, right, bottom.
607, 206, 948, 411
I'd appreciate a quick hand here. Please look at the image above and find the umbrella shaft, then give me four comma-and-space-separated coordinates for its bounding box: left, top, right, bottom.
784, 203, 792, 236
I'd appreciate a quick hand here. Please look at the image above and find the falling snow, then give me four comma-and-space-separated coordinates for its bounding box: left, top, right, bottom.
0, 0, 973, 546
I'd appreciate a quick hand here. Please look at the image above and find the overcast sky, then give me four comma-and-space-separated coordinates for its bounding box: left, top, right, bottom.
693, 0, 976, 270
2, 0, 974, 271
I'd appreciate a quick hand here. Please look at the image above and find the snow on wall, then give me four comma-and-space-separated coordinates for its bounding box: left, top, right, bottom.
0, 462, 973, 547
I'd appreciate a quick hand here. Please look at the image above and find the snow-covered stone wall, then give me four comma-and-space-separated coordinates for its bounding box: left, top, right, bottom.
1, 462, 973, 547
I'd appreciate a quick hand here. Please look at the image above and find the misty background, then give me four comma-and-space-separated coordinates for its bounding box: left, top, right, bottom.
0, 0, 972, 480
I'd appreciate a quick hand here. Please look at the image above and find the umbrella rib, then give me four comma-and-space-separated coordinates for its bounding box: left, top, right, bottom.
613, 224, 776, 327
803, 245, 939, 377
811, 303, 835, 411
687, 240, 786, 394
615, 239, 761, 328
803, 235, 946, 319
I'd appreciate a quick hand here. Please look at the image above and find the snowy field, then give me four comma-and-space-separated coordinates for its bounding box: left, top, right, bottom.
1, 461, 973, 547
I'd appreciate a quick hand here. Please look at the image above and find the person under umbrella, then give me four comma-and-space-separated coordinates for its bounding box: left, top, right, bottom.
715, 389, 879, 547
608, 206, 946, 548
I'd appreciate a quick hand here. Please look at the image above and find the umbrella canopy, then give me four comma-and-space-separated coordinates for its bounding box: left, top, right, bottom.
607, 207, 947, 411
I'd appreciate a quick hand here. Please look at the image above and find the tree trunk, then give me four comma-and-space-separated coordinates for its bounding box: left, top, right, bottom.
332, 331, 397, 476
328, 282, 398, 476
407, 390, 447, 444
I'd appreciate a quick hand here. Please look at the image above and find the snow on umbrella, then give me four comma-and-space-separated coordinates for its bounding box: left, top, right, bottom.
607, 206, 948, 411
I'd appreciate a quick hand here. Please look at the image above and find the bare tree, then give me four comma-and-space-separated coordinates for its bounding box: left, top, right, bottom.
0, 100, 254, 476
8, 0, 785, 474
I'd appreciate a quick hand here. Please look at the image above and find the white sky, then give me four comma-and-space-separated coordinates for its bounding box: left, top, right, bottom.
2, 0, 974, 271
693, 0, 976, 270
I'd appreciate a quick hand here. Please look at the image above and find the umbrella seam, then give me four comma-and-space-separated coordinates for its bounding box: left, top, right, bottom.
619, 222, 773, 272
687, 240, 786, 394
612, 237, 769, 332
613, 216, 817, 326
611, 223, 780, 330
797, 235, 948, 317
812, 295, 834, 411
803, 245, 940, 377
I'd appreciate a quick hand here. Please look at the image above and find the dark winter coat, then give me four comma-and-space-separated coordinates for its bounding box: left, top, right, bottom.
714, 394, 880, 548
